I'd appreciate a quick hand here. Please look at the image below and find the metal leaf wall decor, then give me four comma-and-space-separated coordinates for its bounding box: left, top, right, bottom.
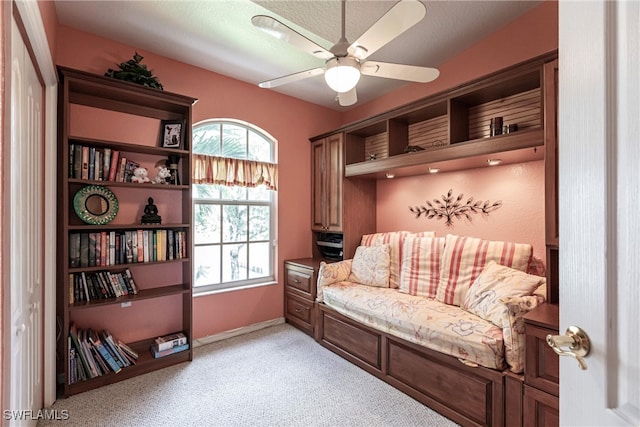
409, 189, 502, 227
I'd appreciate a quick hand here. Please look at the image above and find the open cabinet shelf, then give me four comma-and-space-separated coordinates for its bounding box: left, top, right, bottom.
322, 52, 555, 179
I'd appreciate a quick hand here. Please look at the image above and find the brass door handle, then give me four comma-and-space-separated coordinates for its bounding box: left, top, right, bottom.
546, 326, 591, 370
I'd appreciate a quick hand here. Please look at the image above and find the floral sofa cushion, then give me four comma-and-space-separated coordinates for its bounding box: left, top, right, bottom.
500, 294, 546, 373
462, 260, 546, 327
348, 244, 390, 287
322, 282, 506, 371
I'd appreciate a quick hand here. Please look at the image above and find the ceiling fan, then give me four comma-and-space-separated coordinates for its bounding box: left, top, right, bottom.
252, 0, 440, 106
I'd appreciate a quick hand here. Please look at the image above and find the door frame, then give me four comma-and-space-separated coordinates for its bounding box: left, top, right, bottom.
2, 0, 57, 408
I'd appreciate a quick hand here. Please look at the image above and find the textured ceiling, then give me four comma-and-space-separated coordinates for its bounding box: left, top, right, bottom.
54, 0, 541, 111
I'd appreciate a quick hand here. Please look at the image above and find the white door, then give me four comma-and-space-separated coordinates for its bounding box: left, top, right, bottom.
6, 14, 44, 426
558, 1, 639, 425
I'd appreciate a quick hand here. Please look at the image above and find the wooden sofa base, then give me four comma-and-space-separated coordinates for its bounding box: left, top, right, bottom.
315, 303, 523, 427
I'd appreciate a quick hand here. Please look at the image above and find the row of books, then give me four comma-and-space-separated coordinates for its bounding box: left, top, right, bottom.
69, 229, 187, 268
68, 323, 139, 384
69, 268, 138, 304
69, 144, 139, 183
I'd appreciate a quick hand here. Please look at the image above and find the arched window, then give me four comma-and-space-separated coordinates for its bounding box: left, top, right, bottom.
192, 119, 277, 294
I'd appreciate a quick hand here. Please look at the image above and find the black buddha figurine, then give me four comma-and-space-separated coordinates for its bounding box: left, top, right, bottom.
141, 197, 162, 224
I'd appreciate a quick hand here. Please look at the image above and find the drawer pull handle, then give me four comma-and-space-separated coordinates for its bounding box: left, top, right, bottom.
293, 279, 301, 283
546, 326, 591, 370
295, 308, 301, 313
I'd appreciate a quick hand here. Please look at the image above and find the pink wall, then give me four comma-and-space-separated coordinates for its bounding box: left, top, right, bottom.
55, 25, 342, 339
37, 0, 58, 60
377, 161, 546, 260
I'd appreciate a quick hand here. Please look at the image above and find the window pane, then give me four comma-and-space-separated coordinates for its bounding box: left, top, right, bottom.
222, 243, 247, 282
248, 242, 270, 279
248, 131, 271, 161
194, 245, 220, 286
194, 204, 220, 244
223, 205, 247, 242
219, 185, 246, 201
193, 184, 220, 200
247, 186, 271, 201
222, 124, 247, 158
249, 205, 270, 241
193, 123, 221, 155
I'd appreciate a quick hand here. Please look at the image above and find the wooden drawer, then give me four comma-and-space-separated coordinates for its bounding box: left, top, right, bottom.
285, 292, 314, 334
524, 305, 559, 397
524, 385, 559, 427
284, 261, 316, 300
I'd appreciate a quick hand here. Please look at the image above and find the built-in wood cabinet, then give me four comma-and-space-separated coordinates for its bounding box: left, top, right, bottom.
310, 134, 376, 260
284, 258, 320, 335
312, 134, 344, 232
56, 67, 196, 397
524, 304, 559, 427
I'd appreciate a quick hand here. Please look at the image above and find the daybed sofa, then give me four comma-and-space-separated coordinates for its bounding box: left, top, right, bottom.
314, 232, 546, 427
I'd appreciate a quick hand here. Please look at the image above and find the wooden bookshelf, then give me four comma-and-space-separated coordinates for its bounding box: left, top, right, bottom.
56, 66, 197, 397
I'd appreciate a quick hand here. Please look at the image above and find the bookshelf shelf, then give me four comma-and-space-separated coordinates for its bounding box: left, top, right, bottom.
68, 284, 190, 310
67, 258, 190, 274
68, 178, 190, 191
57, 66, 196, 397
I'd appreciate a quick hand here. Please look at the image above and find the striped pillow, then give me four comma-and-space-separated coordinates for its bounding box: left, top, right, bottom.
361, 231, 436, 289
436, 234, 533, 306
399, 236, 445, 298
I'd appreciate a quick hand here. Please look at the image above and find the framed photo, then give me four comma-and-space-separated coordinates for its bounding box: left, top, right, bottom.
160, 120, 184, 149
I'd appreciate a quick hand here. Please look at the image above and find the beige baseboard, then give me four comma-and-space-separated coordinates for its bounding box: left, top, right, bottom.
192, 317, 286, 348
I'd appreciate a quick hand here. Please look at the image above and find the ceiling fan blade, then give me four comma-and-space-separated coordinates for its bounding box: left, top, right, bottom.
337, 87, 357, 106
252, 15, 333, 60
361, 61, 439, 83
348, 0, 426, 60
258, 67, 325, 89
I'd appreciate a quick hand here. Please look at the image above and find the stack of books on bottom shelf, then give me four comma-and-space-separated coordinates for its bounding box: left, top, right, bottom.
150, 332, 189, 358
68, 323, 139, 384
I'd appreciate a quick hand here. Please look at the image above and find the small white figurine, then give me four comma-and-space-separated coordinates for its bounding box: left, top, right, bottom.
131, 167, 150, 183
152, 165, 171, 184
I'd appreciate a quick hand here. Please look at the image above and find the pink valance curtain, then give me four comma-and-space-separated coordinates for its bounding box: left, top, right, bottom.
193, 154, 278, 191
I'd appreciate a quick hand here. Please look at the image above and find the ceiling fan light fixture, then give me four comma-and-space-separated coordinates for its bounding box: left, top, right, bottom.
324, 57, 361, 93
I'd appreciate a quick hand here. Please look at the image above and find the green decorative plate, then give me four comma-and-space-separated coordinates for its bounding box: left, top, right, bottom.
73, 185, 119, 225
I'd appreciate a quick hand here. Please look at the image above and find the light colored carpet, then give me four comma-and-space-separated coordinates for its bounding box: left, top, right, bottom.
39, 323, 459, 427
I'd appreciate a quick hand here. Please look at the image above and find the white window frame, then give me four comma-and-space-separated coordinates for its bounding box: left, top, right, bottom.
192, 119, 277, 295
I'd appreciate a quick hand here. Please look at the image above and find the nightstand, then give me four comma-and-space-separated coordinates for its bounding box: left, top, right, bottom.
523, 303, 559, 427
284, 258, 320, 335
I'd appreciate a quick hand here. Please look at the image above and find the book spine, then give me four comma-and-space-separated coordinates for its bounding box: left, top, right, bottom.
88, 147, 95, 180
89, 334, 122, 374
95, 150, 102, 181
68, 143, 75, 178
73, 144, 83, 179
102, 148, 111, 181
100, 231, 107, 266
124, 268, 138, 294
109, 231, 116, 266
136, 229, 144, 263
167, 229, 175, 260
81, 146, 89, 180
143, 230, 150, 263
108, 150, 120, 181
117, 156, 127, 182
